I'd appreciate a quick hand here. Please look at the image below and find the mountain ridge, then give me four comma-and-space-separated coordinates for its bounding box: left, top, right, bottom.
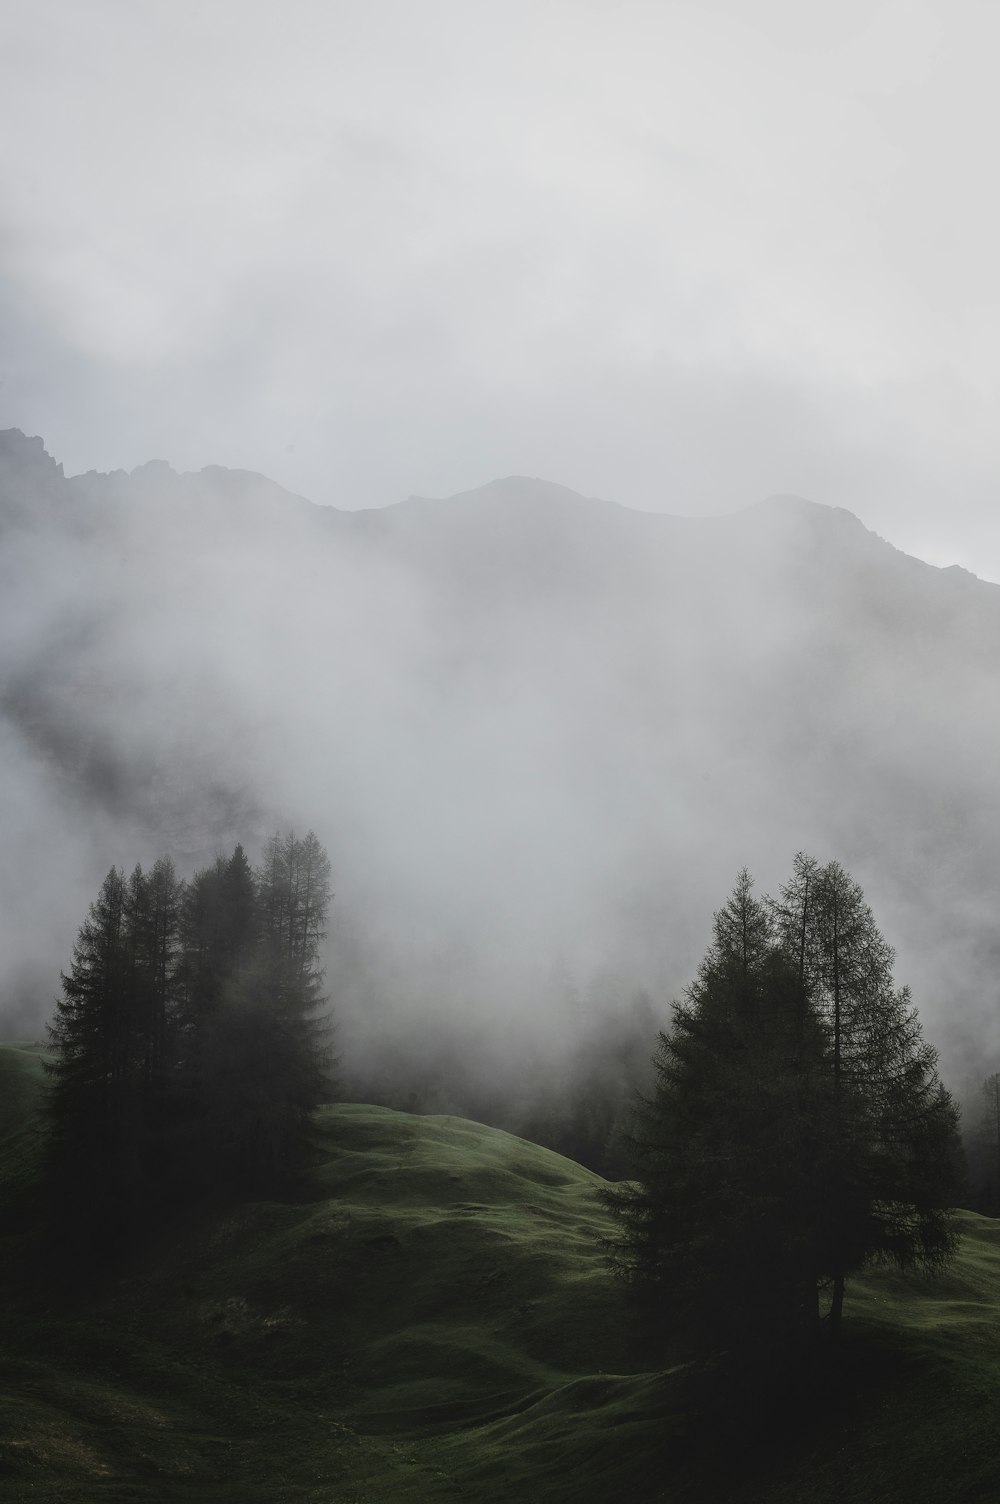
2, 426, 999, 1099
3, 427, 971, 581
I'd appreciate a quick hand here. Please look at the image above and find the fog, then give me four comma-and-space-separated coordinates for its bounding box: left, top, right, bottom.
2, 432, 999, 1114
4, 4, 1000, 576
4, 6, 1000, 1113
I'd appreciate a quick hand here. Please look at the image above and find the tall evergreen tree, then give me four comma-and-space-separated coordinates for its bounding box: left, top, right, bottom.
123, 859, 183, 1097
196, 832, 334, 1188
176, 857, 227, 1029
773, 856, 962, 1335
129, 857, 183, 1180
218, 843, 258, 977
46, 867, 140, 1228
608, 860, 963, 1355
605, 871, 830, 1350
47, 831, 336, 1225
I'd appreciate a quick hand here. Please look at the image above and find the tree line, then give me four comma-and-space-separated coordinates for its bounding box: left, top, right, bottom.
43, 837, 965, 1358
605, 856, 964, 1356
45, 832, 333, 1241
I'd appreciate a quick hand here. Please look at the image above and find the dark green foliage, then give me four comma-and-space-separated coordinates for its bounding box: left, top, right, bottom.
606, 859, 963, 1355
195, 834, 335, 1187
605, 871, 831, 1349
4, 1096, 999, 1504
45, 832, 334, 1237
46, 866, 140, 1226
774, 857, 962, 1330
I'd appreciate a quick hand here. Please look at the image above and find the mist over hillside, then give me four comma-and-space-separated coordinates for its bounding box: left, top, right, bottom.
2, 427, 997, 1095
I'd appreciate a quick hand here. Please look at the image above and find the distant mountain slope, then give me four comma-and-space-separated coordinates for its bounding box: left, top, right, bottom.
1, 430, 998, 1090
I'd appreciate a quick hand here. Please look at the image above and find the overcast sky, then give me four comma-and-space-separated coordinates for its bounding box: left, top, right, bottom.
3, 1, 999, 576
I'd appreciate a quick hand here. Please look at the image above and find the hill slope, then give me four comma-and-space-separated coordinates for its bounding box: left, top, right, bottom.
2, 1074, 1000, 1502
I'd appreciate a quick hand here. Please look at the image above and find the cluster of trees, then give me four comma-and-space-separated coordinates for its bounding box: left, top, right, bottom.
606, 856, 963, 1354
45, 829, 966, 1351
46, 833, 333, 1236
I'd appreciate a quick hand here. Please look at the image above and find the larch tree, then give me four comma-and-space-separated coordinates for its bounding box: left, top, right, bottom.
773, 856, 962, 1335
608, 858, 963, 1356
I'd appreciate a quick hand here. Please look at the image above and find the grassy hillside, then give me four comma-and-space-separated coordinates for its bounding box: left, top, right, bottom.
1, 1049, 999, 1502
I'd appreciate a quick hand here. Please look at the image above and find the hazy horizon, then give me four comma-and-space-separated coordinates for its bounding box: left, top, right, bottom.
4, 5, 1000, 1112
8, 422, 986, 590
4, 4, 1000, 577
3, 428, 999, 1112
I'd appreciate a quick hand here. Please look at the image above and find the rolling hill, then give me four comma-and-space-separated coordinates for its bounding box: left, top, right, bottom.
2, 1045, 999, 1502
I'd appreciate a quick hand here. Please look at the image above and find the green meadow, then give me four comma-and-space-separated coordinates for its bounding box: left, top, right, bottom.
1, 1041, 999, 1503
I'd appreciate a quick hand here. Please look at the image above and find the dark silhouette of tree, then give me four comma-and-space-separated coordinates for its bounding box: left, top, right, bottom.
256, 830, 331, 985
605, 871, 830, 1352
145, 856, 183, 1084
773, 855, 962, 1336
607, 860, 963, 1356
219, 842, 258, 976
46, 867, 140, 1230
46, 832, 336, 1230
123, 857, 183, 1181
194, 832, 334, 1188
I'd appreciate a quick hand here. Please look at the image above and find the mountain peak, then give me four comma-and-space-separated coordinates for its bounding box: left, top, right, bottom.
0, 428, 64, 480
130, 458, 178, 480
399, 475, 606, 512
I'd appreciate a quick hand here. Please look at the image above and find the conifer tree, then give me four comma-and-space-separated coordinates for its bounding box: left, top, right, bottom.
47, 831, 336, 1223
608, 859, 963, 1354
196, 832, 334, 1187
46, 867, 141, 1227
605, 871, 829, 1349
773, 856, 961, 1334
129, 857, 183, 1178
217, 843, 258, 977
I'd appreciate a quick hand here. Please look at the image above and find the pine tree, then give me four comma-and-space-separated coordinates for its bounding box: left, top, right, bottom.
176, 857, 228, 1033
197, 833, 334, 1187
608, 860, 963, 1355
219, 842, 257, 975
605, 872, 830, 1350
146, 855, 183, 1084
128, 857, 183, 1179
46, 867, 140, 1228
47, 834, 336, 1220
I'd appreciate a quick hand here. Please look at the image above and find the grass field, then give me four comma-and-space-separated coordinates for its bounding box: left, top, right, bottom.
1, 1042, 999, 1502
